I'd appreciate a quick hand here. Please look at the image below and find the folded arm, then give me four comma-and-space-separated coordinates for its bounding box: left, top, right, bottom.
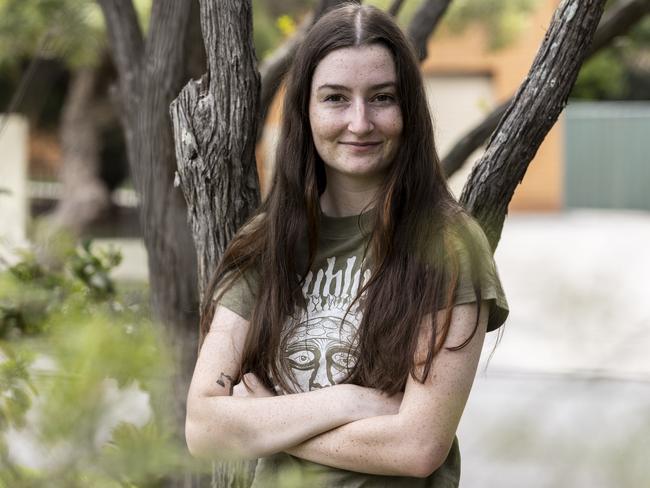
185, 306, 399, 460
285, 301, 489, 478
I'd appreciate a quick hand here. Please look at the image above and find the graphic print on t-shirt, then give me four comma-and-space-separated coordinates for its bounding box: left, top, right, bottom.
277, 255, 371, 393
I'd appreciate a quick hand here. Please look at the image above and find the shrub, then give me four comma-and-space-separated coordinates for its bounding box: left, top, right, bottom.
0, 241, 200, 487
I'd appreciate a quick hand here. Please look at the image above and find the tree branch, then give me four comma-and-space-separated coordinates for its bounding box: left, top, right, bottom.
388, 0, 407, 17
97, 0, 144, 79
442, 0, 650, 178
588, 0, 650, 55
459, 0, 607, 250
441, 102, 509, 178
407, 0, 453, 61
313, 0, 358, 19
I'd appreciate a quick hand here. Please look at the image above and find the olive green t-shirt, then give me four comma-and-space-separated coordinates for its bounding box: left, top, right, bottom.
215, 209, 509, 487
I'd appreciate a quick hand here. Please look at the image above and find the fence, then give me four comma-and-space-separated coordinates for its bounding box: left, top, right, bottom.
564, 101, 650, 211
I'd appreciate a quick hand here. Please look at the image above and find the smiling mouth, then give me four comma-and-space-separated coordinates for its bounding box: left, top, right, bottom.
340, 142, 381, 146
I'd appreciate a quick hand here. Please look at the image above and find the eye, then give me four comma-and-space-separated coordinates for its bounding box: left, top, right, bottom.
323, 94, 346, 103
328, 347, 357, 373
373, 93, 396, 103
330, 352, 349, 370
287, 350, 317, 370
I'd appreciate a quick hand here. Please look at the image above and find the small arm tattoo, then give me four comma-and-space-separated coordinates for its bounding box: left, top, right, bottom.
216, 372, 234, 392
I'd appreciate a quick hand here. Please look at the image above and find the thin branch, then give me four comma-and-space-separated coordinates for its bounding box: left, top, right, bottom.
388, 0, 407, 17
441, 102, 508, 178
313, 0, 358, 18
407, 0, 453, 61
442, 0, 650, 178
97, 0, 144, 78
588, 0, 650, 55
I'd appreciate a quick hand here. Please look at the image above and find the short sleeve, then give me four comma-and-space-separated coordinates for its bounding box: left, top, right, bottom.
451, 215, 509, 333
211, 214, 263, 321
212, 267, 259, 321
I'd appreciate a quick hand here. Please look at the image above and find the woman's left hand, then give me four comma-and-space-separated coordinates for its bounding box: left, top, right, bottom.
232, 373, 276, 398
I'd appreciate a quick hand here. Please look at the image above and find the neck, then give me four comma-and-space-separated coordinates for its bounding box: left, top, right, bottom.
319, 171, 383, 217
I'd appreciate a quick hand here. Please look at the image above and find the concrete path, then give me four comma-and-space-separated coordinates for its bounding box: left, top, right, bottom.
459, 209, 650, 488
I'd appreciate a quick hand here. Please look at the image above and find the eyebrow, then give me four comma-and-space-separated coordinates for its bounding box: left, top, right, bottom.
316, 82, 397, 92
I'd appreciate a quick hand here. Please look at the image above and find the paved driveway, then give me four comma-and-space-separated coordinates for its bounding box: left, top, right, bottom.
459, 209, 650, 488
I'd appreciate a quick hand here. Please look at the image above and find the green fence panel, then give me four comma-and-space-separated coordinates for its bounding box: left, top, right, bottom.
564, 101, 650, 211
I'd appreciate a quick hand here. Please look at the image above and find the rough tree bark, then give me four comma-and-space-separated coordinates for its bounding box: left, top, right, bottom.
459, 0, 607, 250
170, 2, 259, 486
50, 67, 111, 234
170, 0, 260, 304
442, 0, 650, 178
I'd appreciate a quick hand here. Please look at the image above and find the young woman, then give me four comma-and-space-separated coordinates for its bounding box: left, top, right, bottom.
186, 4, 508, 487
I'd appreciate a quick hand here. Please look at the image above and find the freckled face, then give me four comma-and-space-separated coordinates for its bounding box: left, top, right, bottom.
308, 45, 403, 185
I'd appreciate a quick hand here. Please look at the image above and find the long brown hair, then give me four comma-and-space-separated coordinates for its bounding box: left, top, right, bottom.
200, 4, 486, 395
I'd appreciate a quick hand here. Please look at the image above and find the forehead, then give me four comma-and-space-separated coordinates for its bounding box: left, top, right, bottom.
311, 45, 397, 90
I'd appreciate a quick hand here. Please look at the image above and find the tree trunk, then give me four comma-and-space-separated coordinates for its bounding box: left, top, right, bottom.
170, 1, 260, 486
50, 67, 112, 234
442, 0, 650, 178
459, 0, 607, 250
170, 0, 260, 302
97, 1, 199, 485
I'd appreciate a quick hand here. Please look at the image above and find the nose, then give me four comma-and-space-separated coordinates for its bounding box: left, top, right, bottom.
310, 355, 334, 390
347, 100, 373, 135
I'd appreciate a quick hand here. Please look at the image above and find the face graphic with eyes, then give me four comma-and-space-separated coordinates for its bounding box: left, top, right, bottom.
283, 316, 357, 391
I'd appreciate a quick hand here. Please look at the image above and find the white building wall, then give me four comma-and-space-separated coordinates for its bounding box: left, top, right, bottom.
0, 114, 29, 248
424, 74, 495, 199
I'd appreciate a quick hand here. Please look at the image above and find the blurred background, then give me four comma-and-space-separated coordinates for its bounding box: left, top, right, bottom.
0, 0, 648, 486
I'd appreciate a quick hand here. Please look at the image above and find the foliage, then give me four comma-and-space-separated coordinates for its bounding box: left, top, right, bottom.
276, 14, 297, 38
0, 0, 151, 70
443, 0, 540, 50
572, 15, 650, 100
253, 0, 290, 60
0, 0, 104, 69
363, 0, 539, 50
0, 241, 203, 487
571, 49, 626, 99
